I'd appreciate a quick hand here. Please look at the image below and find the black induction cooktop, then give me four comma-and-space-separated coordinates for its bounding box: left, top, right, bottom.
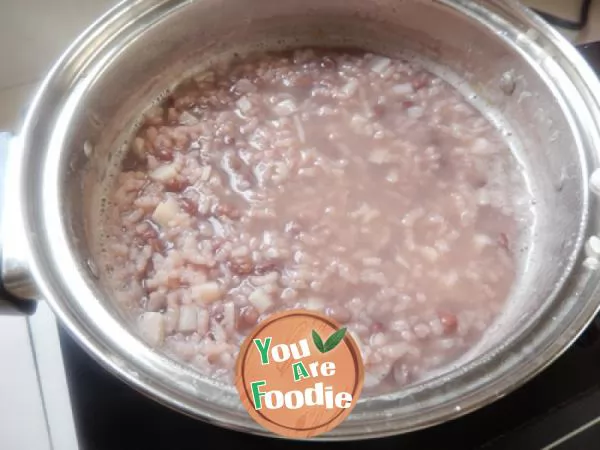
58, 38, 600, 450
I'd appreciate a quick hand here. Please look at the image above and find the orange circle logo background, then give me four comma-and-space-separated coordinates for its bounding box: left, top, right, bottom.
235, 310, 364, 438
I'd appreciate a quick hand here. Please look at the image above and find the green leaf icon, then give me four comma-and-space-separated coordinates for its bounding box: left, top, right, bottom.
312, 330, 325, 353
312, 327, 347, 353
323, 327, 347, 353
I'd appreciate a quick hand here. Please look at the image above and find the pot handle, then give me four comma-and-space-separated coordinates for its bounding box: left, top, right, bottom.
0, 132, 37, 316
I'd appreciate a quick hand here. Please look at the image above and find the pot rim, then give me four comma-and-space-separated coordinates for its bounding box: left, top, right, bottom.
10, 0, 600, 440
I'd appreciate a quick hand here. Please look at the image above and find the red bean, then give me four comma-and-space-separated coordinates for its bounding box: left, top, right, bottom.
372, 104, 386, 118
139, 226, 158, 241
214, 203, 241, 220
154, 133, 173, 148
174, 95, 196, 110
284, 220, 303, 235
148, 238, 165, 253
321, 57, 336, 70
212, 303, 224, 316
223, 135, 236, 145
255, 261, 278, 275
163, 179, 189, 193
152, 148, 173, 162
166, 276, 180, 289
180, 198, 198, 215
469, 174, 488, 188
439, 311, 458, 334
498, 233, 510, 252
371, 321, 385, 333
239, 306, 259, 329
229, 256, 254, 275
211, 238, 226, 253
412, 73, 429, 90
224, 153, 244, 171
167, 107, 179, 124
293, 74, 313, 88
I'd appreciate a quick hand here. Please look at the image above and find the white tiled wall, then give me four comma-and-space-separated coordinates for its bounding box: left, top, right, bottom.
0, 0, 599, 131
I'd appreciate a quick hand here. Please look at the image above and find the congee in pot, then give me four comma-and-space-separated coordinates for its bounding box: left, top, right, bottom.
95, 49, 531, 393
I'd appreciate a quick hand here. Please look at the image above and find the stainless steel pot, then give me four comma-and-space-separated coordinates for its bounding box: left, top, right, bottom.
4, 0, 600, 440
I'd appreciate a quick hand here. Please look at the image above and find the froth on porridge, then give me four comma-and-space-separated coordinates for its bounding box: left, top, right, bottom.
97, 49, 528, 393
